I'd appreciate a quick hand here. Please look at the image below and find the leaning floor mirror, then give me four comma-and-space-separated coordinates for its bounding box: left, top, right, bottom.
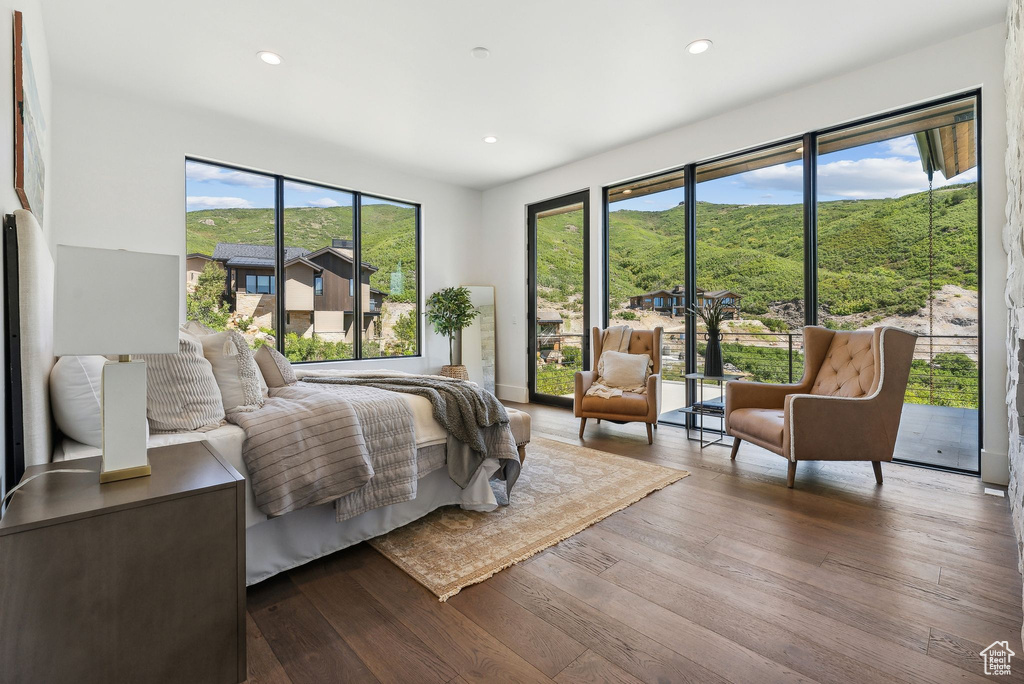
461, 286, 496, 393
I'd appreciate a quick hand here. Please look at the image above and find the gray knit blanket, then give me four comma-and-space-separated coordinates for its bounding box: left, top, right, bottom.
227, 383, 418, 521
301, 374, 520, 491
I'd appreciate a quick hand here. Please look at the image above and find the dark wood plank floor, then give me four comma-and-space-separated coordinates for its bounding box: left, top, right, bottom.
246, 403, 1023, 683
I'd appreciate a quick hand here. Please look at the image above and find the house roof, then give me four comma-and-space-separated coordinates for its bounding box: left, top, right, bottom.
537, 309, 562, 323
186, 252, 212, 260
212, 242, 310, 263
305, 245, 380, 273
225, 256, 275, 268
702, 289, 742, 299
284, 255, 323, 272
633, 288, 678, 299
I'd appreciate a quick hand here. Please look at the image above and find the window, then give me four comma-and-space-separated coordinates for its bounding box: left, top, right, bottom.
185, 160, 276, 336
283, 180, 355, 360
607, 168, 687, 414
816, 95, 979, 472
185, 159, 420, 363
696, 140, 805, 381
360, 195, 419, 358
602, 91, 981, 474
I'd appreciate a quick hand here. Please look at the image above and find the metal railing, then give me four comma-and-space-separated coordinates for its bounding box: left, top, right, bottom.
533, 330, 979, 408
535, 333, 585, 396
662, 331, 977, 409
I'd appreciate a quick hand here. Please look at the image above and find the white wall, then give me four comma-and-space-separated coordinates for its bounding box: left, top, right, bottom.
477, 23, 1010, 477
0, 1, 52, 497
48, 79, 482, 375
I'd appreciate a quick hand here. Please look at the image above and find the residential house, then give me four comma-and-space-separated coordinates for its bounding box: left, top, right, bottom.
628, 285, 742, 319
536, 309, 563, 359
204, 240, 386, 342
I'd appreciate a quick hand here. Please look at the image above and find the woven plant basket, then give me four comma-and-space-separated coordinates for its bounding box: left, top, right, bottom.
440, 364, 469, 380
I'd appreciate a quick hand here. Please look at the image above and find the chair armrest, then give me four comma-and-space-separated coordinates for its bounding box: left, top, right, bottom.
574, 371, 596, 417
646, 372, 661, 422
726, 379, 807, 412
783, 393, 896, 463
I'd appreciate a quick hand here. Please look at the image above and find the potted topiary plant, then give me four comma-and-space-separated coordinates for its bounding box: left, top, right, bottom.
688, 298, 727, 377
425, 286, 479, 379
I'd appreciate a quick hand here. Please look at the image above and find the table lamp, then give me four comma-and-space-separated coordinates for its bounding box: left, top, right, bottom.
54, 245, 180, 483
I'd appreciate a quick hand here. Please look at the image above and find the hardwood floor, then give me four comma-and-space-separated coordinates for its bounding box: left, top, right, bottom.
246, 403, 1023, 683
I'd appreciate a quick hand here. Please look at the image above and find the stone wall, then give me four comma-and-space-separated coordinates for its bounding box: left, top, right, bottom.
1005, 0, 1024, 644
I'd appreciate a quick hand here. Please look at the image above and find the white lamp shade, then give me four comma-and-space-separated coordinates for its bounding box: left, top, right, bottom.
54, 245, 180, 356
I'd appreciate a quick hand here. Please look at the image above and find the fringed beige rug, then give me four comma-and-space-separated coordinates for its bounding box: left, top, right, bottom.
369, 436, 688, 600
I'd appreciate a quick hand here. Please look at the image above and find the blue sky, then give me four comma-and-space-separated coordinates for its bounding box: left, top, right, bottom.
610, 135, 978, 212
185, 160, 407, 211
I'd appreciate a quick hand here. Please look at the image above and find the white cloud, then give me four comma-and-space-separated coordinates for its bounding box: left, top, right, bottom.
186, 196, 254, 210
309, 197, 340, 207
740, 156, 975, 200
185, 162, 272, 188
882, 135, 920, 158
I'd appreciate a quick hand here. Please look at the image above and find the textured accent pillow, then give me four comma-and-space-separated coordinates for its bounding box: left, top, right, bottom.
599, 351, 651, 389
254, 345, 297, 388
140, 331, 226, 432
196, 330, 266, 413
49, 355, 106, 447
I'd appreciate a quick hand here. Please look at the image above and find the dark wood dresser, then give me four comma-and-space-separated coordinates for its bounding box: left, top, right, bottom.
0, 441, 245, 684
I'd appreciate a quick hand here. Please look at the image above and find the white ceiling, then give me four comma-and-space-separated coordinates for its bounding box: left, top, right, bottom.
41, 0, 1006, 190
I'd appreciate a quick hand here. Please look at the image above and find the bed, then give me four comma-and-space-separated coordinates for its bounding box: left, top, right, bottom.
2, 209, 529, 585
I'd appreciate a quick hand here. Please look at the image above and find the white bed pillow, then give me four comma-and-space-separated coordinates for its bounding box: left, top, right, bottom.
254, 344, 296, 387
141, 331, 226, 432
599, 350, 651, 389
49, 355, 106, 447
196, 329, 266, 413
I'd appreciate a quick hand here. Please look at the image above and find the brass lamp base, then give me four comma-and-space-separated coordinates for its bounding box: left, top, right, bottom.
99, 464, 152, 484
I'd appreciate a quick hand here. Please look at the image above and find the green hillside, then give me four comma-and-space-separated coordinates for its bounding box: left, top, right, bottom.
186, 204, 417, 303
599, 183, 978, 323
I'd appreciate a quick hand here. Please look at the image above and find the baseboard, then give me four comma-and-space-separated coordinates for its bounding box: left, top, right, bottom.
497, 384, 528, 403
981, 448, 1009, 485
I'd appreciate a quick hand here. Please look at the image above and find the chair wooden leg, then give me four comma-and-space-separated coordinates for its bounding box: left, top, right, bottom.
578, 418, 587, 439
653, 422, 658, 430
787, 461, 797, 488
730, 438, 741, 460
871, 461, 883, 484
596, 419, 601, 424
646, 423, 653, 445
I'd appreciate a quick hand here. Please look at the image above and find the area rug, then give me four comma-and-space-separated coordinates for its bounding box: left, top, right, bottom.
369, 436, 688, 600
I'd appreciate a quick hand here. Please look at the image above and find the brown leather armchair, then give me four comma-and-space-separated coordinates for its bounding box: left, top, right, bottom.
574, 327, 662, 444
725, 326, 917, 488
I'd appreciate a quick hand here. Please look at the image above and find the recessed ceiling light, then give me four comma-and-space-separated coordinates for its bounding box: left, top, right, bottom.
623, 189, 633, 194
471, 47, 490, 59
685, 39, 712, 55
257, 51, 283, 65
483, 135, 498, 144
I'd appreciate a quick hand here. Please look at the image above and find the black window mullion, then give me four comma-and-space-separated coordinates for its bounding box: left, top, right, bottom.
353, 193, 362, 360
684, 162, 697, 415
274, 176, 285, 354
803, 132, 818, 327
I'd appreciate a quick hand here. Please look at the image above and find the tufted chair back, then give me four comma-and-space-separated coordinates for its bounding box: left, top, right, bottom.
809, 329, 881, 398
591, 326, 662, 374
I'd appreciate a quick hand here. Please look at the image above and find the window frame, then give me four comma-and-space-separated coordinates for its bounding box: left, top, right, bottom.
184, 157, 422, 363
601, 89, 983, 474
314, 275, 324, 297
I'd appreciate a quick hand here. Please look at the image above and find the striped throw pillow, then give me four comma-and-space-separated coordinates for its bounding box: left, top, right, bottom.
141, 331, 225, 432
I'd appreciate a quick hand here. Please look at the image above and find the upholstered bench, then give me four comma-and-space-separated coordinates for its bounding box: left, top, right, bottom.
506, 407, 531, 463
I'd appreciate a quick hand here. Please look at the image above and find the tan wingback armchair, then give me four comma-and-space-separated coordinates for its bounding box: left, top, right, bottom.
574, 327, 662, 444
725, 326, 917, 488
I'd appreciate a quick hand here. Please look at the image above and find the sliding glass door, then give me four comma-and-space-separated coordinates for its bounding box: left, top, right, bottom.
528, 191, 590, 406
